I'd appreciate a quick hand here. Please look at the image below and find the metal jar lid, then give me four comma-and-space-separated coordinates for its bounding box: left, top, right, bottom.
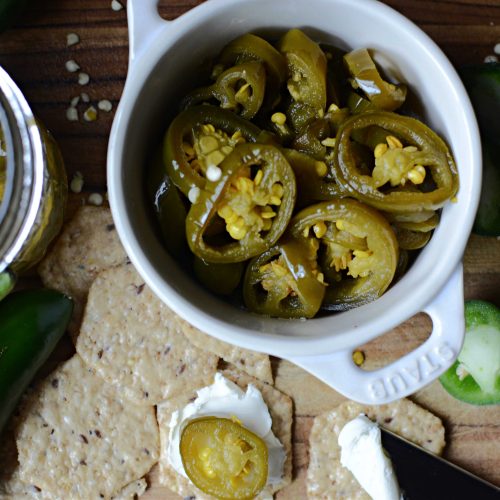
0, 65, 45, 273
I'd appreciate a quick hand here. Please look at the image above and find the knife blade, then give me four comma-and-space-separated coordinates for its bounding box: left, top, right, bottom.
380, 428, 499, 500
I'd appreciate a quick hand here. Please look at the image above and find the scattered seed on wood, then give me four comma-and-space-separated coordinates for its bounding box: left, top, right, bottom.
98, 99, 113, 112
70, 171, 84, 193
81, 92, 90, 103
111, 0, 124, 11
88, 192, 103, 206
66, 107, 78, 122
484, 54, 498, 63
78, 72, 90, 85
495, 43, 500, 55
70, 96, 80, 107
67, 33, 80, 47
65, 59, 80, 72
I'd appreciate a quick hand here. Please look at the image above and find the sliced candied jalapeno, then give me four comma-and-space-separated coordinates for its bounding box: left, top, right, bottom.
243, 239, 326, 319
278, 29, 327, 116
282, 149, 342, 207
212, 62, 266, 119
186, 144, 296, 263
344, 48, 407, 111
333, 111, 459, 213
384, 208, 439, 250
180, 417, 268, 500
164, 106, 261, 197
218, 33, 287, 109
184, 62, 267, 120
147, 147, 189, 262
347, 92, 377, 114
289, 199, 399, 311
193, 257, 245, 296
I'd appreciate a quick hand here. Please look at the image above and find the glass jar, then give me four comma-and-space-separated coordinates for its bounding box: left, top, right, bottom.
0, 65, 67, 297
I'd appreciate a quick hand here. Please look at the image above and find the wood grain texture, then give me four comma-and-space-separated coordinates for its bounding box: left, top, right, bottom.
0, 0, 499, 498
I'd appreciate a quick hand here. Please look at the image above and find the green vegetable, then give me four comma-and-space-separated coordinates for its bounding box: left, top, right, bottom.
243, 240, 325, 319
344, 48, 407, 111
278, 29, 328, 115
0, 269, 15, 301
185, 143, 296, 263
440, 300, 500, 405
193, 258, 244, 296
460, 64, 500, 236
0, 289, 73, 434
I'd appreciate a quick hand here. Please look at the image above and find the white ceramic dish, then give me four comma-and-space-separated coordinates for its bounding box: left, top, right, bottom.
108, 0, 481, 404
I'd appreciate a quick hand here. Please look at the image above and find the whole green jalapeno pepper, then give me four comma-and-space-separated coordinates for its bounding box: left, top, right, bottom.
0, 289, 73, 434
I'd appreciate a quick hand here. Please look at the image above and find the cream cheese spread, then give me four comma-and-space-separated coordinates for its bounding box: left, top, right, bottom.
338, 414, 401, 500
167, 372, 286, 486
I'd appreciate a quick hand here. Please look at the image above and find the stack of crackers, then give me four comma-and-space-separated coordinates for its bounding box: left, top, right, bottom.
0, 207, 446, 500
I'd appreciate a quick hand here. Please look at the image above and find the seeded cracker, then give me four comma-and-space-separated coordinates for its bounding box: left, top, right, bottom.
156, 369, 293, 499
38, 206, 128, 339
76, 263, 219, 405
15, 355, 159, 500
307, 399, 446, 499
0, 406, 45, 499
112, 479, 147, 500
177, 317, 273, 383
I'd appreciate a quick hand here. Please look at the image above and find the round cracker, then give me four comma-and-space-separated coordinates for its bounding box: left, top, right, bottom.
156, 369, 293, 499
178, 317, 273, 384
307, 399, 446, 499
76, 263, 219, 405
16, 355, 159, 500
38, 206, 128, 338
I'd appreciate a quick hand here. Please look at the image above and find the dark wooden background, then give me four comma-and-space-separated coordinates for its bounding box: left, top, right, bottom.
0, 1, 499, 497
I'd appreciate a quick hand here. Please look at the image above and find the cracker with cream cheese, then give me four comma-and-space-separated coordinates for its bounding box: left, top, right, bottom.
38, 206, 128, 339
156, 369, 293, 499
15, 355, 159, 500
307, 398, 446, 499
177, 317, 273, 384
76, 263, 219, 405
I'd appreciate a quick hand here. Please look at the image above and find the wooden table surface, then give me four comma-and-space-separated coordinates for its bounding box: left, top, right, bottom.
1, 0, 499, 498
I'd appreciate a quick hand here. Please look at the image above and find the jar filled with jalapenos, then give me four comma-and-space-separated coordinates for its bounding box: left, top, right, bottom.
0, 66, 67, 298
150, 29, 459, 320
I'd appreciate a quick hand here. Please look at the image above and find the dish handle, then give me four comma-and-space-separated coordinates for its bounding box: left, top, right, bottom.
126, 0, 167, 67
287, 264, 465, 405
